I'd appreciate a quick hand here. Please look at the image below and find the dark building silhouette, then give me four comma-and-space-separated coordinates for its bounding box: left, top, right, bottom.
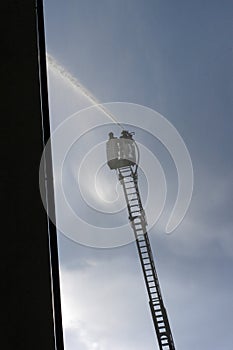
1, 1, 64, 349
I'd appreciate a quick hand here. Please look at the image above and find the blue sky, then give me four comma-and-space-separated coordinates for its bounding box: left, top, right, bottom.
44, 1, 233, 349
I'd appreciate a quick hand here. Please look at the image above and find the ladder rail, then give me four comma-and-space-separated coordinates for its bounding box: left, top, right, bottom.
118, 166, 176, 350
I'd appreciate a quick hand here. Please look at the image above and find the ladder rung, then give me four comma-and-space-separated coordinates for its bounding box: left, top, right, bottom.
138, 239, 146, 247
155, 311, 163, 316
154, 309, 162, 314
138, 240, 146, 244
152, 301, 161, 311
159, 329, 166, 334
120, 167, 131, 171
158, 323, 165, 328
146, 276, 154, 281
151, 295, 159, 300
148, 282, 156, 287
137, 237, 145, 241
156, 317, 164, 322
139, 245, 146, 253
149, 286, 157, 291
142, 257, 150, 262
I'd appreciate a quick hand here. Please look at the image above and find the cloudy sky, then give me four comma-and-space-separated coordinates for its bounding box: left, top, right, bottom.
43, 1, 233, 349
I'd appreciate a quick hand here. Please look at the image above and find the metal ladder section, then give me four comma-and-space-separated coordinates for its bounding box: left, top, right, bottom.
118, 166, 176, 350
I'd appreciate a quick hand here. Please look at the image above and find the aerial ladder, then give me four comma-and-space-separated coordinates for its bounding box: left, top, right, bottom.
106, 130, 176, 350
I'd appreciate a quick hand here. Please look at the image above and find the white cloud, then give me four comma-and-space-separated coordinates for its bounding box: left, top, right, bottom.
59, 252, 157, 350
